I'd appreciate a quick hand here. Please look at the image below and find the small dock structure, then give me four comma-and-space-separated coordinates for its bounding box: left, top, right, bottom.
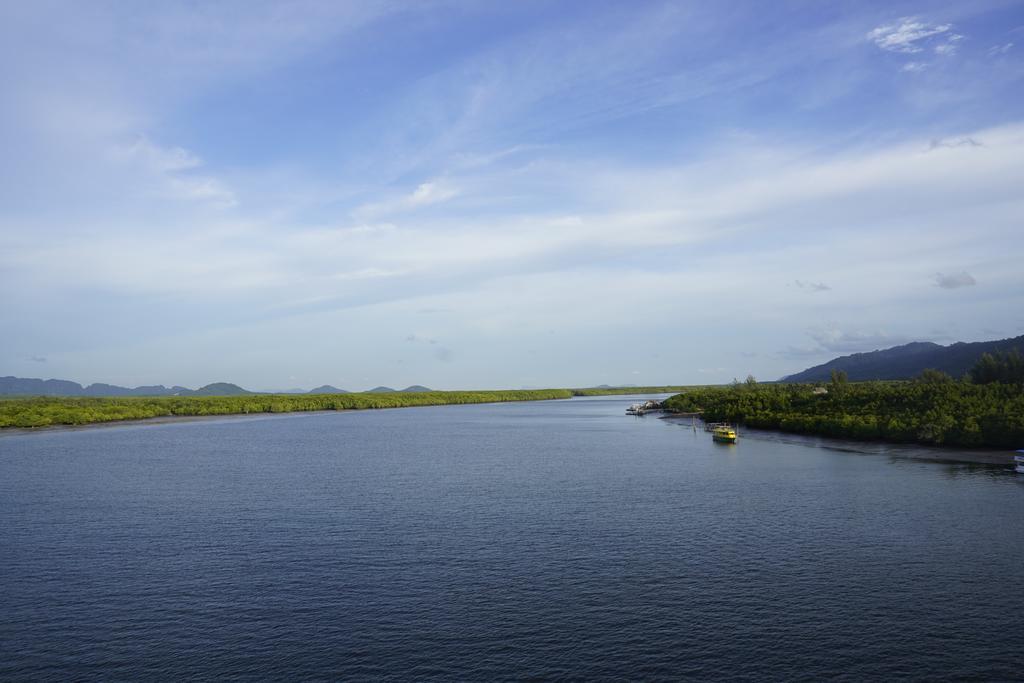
626, 400, 664, 416
1016, 450, 1024, 474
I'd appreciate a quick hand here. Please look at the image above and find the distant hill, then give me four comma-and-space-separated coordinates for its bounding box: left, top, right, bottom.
0, 376, 181, 397
308, 385, 348, 394
0, 376, 88, 396
782, 334, 1024, 382
191, 382, 251, 396
0, 376, 254, 397
0, 376, 430, 397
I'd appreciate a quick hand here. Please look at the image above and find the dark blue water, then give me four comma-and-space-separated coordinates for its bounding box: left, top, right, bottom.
2, 395, 1023, 680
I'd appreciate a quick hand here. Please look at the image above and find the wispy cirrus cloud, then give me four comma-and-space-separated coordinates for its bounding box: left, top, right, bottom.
109, 137, 236, 207
868, 17, 952, 53
353, 180, 460, 219
868, 16, 965, 72
934, 33, 964, 56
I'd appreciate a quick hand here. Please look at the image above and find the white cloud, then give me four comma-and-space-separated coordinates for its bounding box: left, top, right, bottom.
934, 34, 964, 56
808, 327, 911, 353
109, 137, 236, 207
166, 176, 236, 207
7, 121, 1021, 310
3, 0, 1023, 387
868, 17, 952, 53
353, 180, 460, 219
779, 346, 830, 360
409, 182, 459, 206
111, 138, 202, 172
988, 42, 1013, 56
869, 17, 965, 72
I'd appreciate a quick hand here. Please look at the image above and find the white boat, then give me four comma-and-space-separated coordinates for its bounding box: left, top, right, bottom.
1015, 451, 1024, 474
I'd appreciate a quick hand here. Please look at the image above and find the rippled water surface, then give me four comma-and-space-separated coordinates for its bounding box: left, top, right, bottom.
2, 396, 1023, 680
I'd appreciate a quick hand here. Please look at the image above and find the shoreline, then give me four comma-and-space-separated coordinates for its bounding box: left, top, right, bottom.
4, 398, 1016, 468
0, 389, 686, 433
0, 394, 588, 437
660, 414, 1017, 466
0, 389, 576, 431
0, 411, 321, 437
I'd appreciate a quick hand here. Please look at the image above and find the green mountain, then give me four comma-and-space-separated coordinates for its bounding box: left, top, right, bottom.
366, 386, 396, 393
0, 377, 191, 397
191, 382, 252, 396
399, 385, 432, 392
308, 385, 348, 394
782, 334, 1024, 382
0, 376, 87, 396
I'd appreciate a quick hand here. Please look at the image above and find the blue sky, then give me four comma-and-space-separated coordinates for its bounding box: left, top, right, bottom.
2, 0, 1023, 391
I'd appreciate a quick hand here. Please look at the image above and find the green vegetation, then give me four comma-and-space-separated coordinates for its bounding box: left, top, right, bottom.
0, 385, 702, 429
0, 389, 574, 429
571, 386, 692, 396
970, 349, 1024, 385
663, 376, 1024, 449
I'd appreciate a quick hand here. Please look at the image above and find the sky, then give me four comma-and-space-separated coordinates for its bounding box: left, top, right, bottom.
1, 0, 1023, 391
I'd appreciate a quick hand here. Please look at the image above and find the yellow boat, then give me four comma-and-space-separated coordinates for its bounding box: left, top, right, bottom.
711, 425, 737, 443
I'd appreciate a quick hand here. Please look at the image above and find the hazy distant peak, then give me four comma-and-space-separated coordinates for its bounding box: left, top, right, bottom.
308, 385, 349, 394
191, 383, 252, 396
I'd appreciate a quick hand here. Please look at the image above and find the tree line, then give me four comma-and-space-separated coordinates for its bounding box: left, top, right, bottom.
0, 389, 575, 429
663, 364, 1024, 449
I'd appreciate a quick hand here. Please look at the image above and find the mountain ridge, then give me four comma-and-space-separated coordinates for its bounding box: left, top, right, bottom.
782, 334, 1024, 382
0, 377, 434, 397
308, 385, 349, 394
0, 377, 253, 397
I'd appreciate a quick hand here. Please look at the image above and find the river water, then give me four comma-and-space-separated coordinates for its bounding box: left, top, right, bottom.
2, 395, 1022, 680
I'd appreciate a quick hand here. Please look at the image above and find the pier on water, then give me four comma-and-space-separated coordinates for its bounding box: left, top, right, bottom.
625, 400, 665, 416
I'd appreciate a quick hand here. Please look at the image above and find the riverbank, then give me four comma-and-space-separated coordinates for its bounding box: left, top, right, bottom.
0, 411, 316, 437
660, 414, 1016, 466
0, 389, 576, 429
0, 386, 692, 430
662, 381, 1024, 450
